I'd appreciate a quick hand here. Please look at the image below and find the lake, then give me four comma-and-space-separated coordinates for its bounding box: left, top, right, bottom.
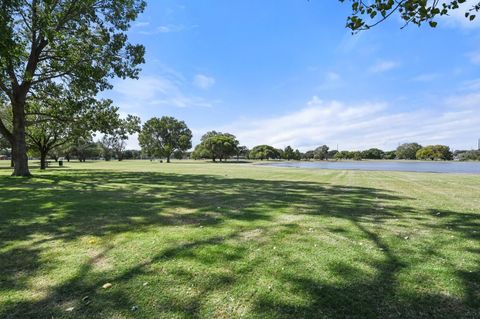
261, 160, 480, 174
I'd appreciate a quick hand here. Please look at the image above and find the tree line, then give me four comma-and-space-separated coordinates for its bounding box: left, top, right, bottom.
2, 112, 479, 166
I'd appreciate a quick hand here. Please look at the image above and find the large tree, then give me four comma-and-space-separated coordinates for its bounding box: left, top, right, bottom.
192, 131, 239, 162
26, 83, 126, 169
314, 145, 330, 160
0, 0, 145, 176
396, 143, 422, 160
416, 145, 453, 160
341, 0, 480, 31
201, 132, 239, 162
139, 116, 192, 163
249, 145, 281, 161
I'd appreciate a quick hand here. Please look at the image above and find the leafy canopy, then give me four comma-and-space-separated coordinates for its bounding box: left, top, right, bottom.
139, 116, 192, 161
340, 0, 480, 31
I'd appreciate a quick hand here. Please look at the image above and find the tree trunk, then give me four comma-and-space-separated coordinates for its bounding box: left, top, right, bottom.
40, 151, 47, 170
166, 156, 170, 163
12, 99, 31, 176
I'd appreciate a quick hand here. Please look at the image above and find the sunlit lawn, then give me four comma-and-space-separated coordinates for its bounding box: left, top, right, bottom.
0, 160, 479, 318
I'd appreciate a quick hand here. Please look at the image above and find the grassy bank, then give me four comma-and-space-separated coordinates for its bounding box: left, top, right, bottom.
0, 160, 479, 318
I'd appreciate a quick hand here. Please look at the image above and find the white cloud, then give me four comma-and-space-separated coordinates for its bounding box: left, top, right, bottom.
467, 50, 480, 64
326, 72, 341, 81
112, 75, 215, 110
412, 73, 439, 82
207, 95, 480, 151
369, 60, 399, 73
133, 21, 150, 28
193, 74, 216, 89
138, 24, 197, 35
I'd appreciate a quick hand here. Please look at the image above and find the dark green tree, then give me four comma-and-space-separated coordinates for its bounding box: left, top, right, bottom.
303, 150, 315, 160
283, 145, 295, 160
0, 0, 146, 176
201, 132, 239, 162
236, 145, 249, 161
249, 145, 281, 160
362, 148, 385, 160
314, 145, 330, 160
383, 150, 397, 160
396, 143, 422, 160
139, 117, 192, 163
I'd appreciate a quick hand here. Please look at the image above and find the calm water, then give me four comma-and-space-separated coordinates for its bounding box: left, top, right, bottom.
262, 160, 480, 174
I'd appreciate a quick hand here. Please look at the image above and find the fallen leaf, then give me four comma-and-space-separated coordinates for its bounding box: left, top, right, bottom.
102, 283, 112, 289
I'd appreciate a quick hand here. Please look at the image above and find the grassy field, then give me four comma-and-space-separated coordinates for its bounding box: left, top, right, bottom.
0, 160, 479, 318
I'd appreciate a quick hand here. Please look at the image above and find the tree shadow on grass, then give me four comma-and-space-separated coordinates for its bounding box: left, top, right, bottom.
0, 170, 479, 318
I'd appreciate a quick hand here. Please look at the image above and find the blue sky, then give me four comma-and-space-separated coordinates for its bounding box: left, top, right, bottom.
103, 0, 480, 151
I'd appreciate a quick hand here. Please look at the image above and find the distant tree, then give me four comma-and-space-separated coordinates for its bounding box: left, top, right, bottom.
249, 145, 280, 160
340, 0, 480, 31
334, 150, 351, 160
362, 148, 384, 160
294, 149, 302, 161
327, 150, 339, 159
236, 146, 249, 161
110, 136, 127, 161
191, 143, 211, 160
396, 143, 422, 160
99, 136, 115, 161
458, 150, 480, 161
74, 137, 101, 162
123, 150, 142, 160
283, 146, 295, 160
416, 145, 453, 160
352, 151, 363, 161
303, 150, 315, 160
104, 116, 141, 161
202, 133, 239, 162
139, 117, 192, 163
314, 145, 330, 160
0, 133, 9, 154
383, 150, 397, 160
173, 150, 186, 160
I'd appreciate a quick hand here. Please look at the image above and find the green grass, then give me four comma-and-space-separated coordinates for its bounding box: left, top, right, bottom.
0, 160, 479, 318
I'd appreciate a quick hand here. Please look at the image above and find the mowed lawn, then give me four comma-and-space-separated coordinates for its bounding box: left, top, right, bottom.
0, 160, 479, 319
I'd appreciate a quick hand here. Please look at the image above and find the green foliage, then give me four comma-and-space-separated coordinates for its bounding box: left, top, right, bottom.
0, 0, 146, 175
362, 148, 385, 160
73, 137, 101, 162
123, 149, 142, 160
283, 146, 295, 160
396, 143, 422, 160
340, 0, 480, 31
314, 145, 330, 160
200, 132, 239, 162
139, 117, 192, 163
236, 145, 249, 160
294, 149, 302, 160
0, 131, 9, 152
383, 150, 397, 160
191, 143, 211, 160
303, 150, 315, 160
457, 150, 480, 161
249, 145, 281, 160
416, 145, 453, 160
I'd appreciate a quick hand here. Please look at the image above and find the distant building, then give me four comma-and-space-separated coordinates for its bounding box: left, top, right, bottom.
0, 155, 8, 160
